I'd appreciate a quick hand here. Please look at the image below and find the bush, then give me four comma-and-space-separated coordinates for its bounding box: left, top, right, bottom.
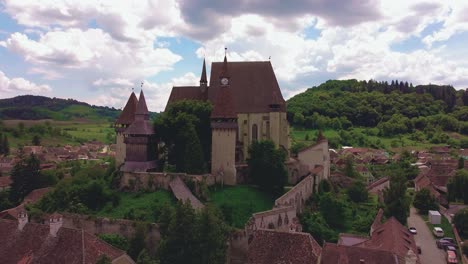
413, 189, 438, 214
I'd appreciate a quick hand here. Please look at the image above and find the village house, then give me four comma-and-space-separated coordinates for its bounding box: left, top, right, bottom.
0, 212, 135, 264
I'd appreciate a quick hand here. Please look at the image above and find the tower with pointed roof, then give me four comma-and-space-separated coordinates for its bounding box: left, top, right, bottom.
114, 92, 138, 166
211, 55, 238, 185
121, 90, 158, 172
200, 58, 208, 93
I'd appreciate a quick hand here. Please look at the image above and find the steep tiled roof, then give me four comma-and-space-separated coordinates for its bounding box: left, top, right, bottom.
209, 61, 286, 113
124, 90, 154, 135
338, 233, 369, 246
211, 85, 237, 119
0, 176, 12, 188
115, 92, 138, 125
166, 86, 206, 111
360, 217, 419, 262
0, 219, 133, 264
321, 243, 400, 264
24, 187, 52, 204
200, 58, 207, 84
247, 229, 321, 264
367, 177, 389, 192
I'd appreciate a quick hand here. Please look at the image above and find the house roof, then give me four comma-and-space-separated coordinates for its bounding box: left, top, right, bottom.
247, 229, 321, 264
24, 187, 52, 204
0, 219, 132, 264
0, 176, 12, 188
367, 177, 389, 192
360, 217, 419, 262
338, 233, 369, 247
321, 243, 401, 264
115, 92, 138, 125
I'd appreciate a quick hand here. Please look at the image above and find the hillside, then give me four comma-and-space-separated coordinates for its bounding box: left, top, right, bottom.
287, 79, 468, 149
0, 95, 120, 122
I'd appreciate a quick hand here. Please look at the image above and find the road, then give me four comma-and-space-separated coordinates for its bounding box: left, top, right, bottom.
407, 207, 446, 264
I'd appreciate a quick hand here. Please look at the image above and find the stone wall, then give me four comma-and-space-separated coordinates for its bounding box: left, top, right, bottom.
120, 171, 215, 192
274, 175, 315, 214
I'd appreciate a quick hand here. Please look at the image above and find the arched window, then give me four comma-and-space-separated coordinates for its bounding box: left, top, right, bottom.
252, 124, 258, 141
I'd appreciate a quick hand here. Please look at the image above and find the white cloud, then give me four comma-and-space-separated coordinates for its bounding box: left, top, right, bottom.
0, 70, 52, 96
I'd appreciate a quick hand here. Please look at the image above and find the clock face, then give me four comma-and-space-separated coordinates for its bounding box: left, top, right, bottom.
221, 77, 229, 85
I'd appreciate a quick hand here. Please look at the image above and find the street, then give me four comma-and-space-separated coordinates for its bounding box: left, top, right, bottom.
407, 207, 446, 264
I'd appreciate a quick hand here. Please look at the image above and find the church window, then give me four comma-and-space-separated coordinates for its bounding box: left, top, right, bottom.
252, 124, 258, 141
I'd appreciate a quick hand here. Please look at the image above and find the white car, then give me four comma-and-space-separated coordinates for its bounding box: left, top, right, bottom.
433, 227, 444, 238
408, 227, 417, 234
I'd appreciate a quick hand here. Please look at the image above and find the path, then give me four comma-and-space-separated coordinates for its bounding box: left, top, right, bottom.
169, 176, 204, 210
407, 207, 445, 264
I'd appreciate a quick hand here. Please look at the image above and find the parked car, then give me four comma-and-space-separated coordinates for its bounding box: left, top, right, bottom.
408, 227, 417, 234
445, 245, 457, 253
437, 237, 456, 248
433, 227, 444, 238
446, 250, 458, 263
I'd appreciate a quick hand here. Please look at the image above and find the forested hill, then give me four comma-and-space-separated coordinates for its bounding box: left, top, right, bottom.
286, 79, 468, 136
0, 95, 120, 121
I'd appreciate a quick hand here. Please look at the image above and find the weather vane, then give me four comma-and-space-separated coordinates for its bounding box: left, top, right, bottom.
224, 47, 227, 56
141, 81, 144, 88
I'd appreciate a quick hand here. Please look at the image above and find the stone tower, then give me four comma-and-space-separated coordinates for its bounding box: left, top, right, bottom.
114, 92, 138, 167
121, 90, 157, 172
211, 55, 237, 185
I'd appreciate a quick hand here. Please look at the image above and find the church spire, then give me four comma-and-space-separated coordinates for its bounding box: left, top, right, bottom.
135, 89, 149, 120
200, 58, 207, 85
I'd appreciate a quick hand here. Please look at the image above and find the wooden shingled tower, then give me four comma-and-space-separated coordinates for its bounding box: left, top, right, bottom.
211, 54, 238, 185
121, 90, 158, 172
114, 92, 138, 166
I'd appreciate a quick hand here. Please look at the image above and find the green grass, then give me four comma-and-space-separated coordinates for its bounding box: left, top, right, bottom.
421, 214, 455, 239
208, 185, 274, 228
1, 120, 116, 147
96, 190, 176, 222
290, 127, 465, 150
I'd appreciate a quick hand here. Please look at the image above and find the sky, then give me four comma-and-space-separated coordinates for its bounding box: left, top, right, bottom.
1, 0, 468, 112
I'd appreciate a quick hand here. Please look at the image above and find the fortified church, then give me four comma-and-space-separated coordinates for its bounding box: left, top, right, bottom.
114, 54, 329, 186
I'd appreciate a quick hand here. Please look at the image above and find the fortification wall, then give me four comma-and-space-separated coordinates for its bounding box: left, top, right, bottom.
60, 213, 161, 254
275, 175, 314, 213
120, 171, 215, 192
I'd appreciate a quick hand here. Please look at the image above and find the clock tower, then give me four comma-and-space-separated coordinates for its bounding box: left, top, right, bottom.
211, 54, 238, 185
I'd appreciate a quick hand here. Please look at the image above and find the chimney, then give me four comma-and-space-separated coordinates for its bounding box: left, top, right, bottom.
18, 211, 28, 231
49, 213, 63, 237
360, 259, 365, 264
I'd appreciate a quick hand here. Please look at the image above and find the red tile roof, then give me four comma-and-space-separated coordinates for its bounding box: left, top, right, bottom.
124, 90, 154, 135
360, 217, 419, 263
0, 176, 12, 188
321, 243, 400, 264
338, 233, 369, 246
24, 187, 52, 204
0, 219, 133, 264
247, 229, 321, 264
115, 92, 138, 125
168, 60, 287, 114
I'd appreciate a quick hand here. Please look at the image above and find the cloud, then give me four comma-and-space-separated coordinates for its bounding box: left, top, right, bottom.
176, 0, 382, 40
88, 72, 198, 112
0, 70, 52, 95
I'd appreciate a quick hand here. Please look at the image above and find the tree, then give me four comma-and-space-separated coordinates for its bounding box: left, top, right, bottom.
9, 153, 41, 203
383, 174, 410, 225
459, 157, 465, 169
453, 208, 468, 237
447, 170, 468, 204
300, 211, 337, 245
247, 140, 288, 196
193, 206, 229, 264
347, 180, 369, 203
319, 192, 348, 229
1, 134, 9, 155
155, 100, 212, 173
159, 201, 197, 264
32, 135, 41, 146
413, 188, 438, 214
344, 156, 358, 178
128, 224, 147, 260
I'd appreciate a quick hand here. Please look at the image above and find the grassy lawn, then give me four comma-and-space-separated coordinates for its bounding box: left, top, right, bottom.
1, 120, 115, 147
208, 185, 274, 228
96, 190, 175, 222
421, 214, 455, 239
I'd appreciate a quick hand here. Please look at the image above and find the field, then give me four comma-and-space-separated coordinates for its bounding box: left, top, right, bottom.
95, 190, 175, 222
1, 119, 116, 147
208, 185, 274, 228
290, 127, 466, 150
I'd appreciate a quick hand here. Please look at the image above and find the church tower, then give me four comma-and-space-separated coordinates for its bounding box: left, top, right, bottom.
114, 92, 138, 167
122, 90, 157, 172
200, 58, 208, 94
211, 55, 237, 185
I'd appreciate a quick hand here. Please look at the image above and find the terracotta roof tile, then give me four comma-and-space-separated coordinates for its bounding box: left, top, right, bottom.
0, 219, 132, 264
321, 243, 400, 264
0, 176, 12, 188
115, 92, 138, 125
247, 229, 321, 264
